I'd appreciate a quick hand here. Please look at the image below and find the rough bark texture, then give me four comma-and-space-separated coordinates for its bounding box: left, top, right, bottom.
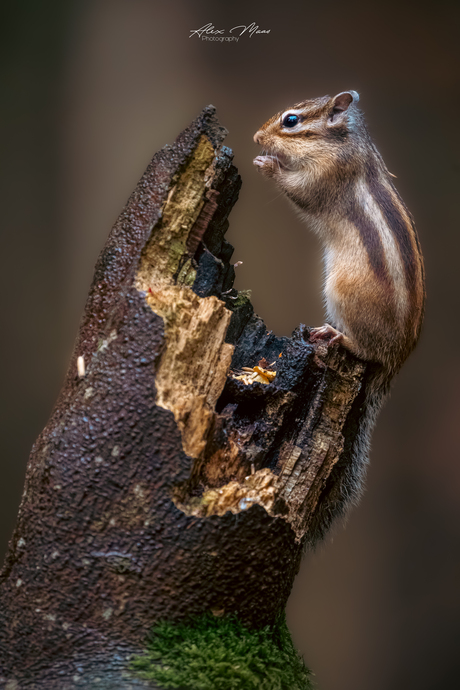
0, 107, 369, 689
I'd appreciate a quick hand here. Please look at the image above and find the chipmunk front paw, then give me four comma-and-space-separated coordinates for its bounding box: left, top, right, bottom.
253, 155, 277, 178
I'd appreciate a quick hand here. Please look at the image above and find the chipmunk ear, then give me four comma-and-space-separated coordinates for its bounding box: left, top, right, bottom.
328, 91, 359, 125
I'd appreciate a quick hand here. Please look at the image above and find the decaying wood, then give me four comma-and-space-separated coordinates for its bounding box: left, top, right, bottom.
0, 107, 370, 688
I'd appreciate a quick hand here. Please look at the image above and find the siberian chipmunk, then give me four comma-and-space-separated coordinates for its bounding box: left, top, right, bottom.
253, 91, 425, 392
253, 92, 425, 540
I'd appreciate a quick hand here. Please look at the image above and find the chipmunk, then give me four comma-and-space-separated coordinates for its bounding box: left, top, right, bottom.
253, 91, 425, 541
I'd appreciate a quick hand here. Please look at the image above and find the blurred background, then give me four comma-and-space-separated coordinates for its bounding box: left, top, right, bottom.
1, 1, 459, 688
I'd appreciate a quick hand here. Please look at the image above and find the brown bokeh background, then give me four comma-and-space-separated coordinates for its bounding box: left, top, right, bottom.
1, 1, 459, 688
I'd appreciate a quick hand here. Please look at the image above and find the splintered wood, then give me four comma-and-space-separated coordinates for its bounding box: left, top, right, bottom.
146, 286, 233, 459
183, 468, 278, 518
136, 134, 216, 291
231, 364, 277, 385
135, 136, 234, 459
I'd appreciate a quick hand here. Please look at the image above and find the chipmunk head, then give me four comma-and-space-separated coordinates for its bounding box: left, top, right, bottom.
253, 91, 364, 184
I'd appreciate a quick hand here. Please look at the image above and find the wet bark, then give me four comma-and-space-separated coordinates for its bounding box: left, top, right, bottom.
0, 107, 369, 689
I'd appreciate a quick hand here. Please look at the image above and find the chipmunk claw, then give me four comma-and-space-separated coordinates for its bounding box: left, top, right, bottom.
310, 323, 344, 346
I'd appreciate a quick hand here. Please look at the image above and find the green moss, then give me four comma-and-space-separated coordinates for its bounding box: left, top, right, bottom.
130, 612, 314, 690
230, 289, 252, 308
176, 255, 197, 287
166, 241, 197, 285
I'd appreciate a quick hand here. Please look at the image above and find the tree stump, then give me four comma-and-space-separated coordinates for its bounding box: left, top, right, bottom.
0, 107, 372, 689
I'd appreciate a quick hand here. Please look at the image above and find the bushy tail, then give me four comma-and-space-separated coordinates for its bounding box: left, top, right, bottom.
305, 366, 388, 547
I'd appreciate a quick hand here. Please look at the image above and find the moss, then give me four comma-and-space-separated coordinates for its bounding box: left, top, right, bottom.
130, 612, 314, 689
175, 255, 197, 287
230, 289, 252, 308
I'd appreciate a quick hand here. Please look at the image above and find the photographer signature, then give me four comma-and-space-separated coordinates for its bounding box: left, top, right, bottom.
189, 23, 270, 39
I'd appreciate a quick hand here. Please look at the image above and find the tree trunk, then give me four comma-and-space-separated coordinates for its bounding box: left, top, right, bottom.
0, 107, 370, 689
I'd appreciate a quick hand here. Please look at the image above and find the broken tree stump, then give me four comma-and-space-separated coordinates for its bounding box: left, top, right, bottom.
0, 107, 372, 688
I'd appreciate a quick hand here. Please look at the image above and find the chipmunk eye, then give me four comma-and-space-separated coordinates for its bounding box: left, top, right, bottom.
282, 114, 299, 128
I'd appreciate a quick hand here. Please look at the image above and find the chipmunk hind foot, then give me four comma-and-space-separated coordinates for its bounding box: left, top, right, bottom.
310, 323, 355, 351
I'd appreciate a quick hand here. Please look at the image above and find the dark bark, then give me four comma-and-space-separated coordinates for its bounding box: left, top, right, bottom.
0, 108, 368, 689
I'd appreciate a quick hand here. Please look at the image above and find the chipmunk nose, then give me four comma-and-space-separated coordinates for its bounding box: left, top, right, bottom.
253, 132, 262, 145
